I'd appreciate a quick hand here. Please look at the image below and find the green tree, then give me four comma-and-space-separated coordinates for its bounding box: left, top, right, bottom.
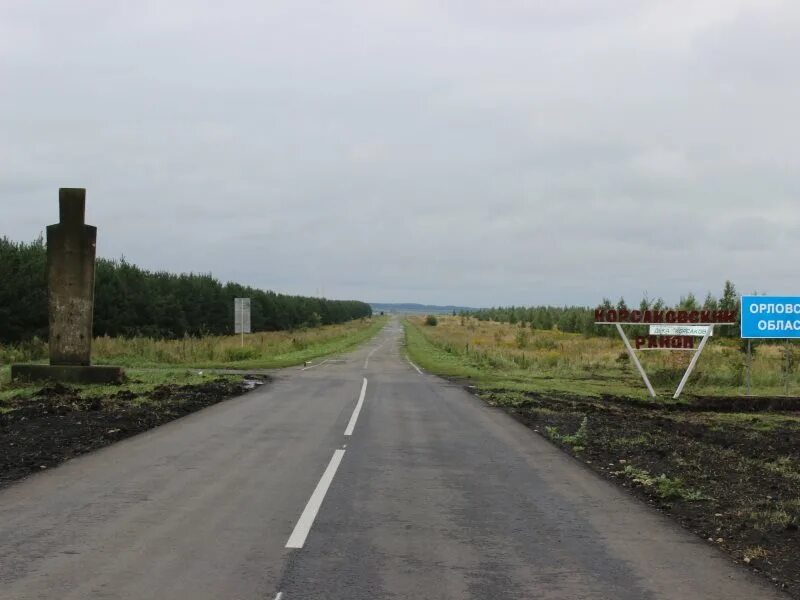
679, 293, 699, 310
0, 236, 47, 342
702, 292, 718, 310
719, 280, 739, 337
720, 281, 738, 310
0, 237, 372, 343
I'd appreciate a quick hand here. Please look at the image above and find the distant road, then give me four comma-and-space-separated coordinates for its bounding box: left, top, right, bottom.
370, 302, 477, 314
0, 318, 785, 599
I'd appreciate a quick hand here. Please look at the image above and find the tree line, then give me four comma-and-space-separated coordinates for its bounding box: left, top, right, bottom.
0, 237, 372, 344
467, 281, 741, 338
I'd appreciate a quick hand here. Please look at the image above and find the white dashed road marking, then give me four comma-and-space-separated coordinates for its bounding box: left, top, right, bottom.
285, 449, 346, 549
344, 378, 368, 436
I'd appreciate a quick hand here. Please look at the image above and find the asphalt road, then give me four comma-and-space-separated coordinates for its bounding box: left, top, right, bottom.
0, 318, 786, 599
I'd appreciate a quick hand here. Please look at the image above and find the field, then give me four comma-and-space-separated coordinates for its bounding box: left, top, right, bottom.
1, 316, 387, 371
404, 314, 800, 398
0, 316, 386, 487
405, 315, 800, 597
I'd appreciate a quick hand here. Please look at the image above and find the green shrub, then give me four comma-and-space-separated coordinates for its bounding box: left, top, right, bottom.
621, 465, 709, 501
425, 315, 438, 326
223, 346, 261, 362
545, 416, 588, 450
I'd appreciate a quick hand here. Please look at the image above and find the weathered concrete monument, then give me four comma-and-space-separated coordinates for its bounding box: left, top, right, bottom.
11, 189, 124, 383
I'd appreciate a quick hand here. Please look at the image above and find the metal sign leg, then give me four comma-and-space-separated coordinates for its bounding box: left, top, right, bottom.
615, 324, 657, 398
785, 342, 790, 397
673, 325, 713, 399
746, 339, 752, 397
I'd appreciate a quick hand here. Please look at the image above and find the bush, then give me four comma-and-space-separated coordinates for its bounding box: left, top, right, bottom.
425, 315, 438, 326
223, 346, 261, 362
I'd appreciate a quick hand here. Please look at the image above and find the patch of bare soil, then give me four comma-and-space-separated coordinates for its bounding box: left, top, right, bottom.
0, 376, 270, 488
483, 390, 800, 598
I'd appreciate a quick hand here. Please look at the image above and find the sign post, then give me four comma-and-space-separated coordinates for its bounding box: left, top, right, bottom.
595, 307, 737, 399
672, 325, 714, 399
746, 339, 752, 397
615, 323, 656, 397
234, 298, 251, 347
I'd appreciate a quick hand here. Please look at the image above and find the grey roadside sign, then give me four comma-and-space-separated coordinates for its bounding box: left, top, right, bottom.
235, 298, 251, 336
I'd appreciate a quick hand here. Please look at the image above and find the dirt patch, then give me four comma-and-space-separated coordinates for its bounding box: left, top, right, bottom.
0, 375, 270, 488
481, 389, 800, 598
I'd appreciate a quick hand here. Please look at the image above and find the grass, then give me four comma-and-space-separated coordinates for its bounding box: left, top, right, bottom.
404, 315, 800, 399
620, 465, 710, 501
762, 457, 800, 482
683, 411, 800, 432
1, 316, 386, 408
611, 433, 655, 448
750, 508, 798, 532
95, 316, 387, 369
404, 316, 656, 398
743, 546, 769, 562
1, 317, 387, 371
545, 416, 589, 451
0, 368, 232, 409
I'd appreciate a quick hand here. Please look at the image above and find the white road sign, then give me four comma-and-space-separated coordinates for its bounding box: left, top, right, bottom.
235, 298, 251, 334
649, 325, 712, 337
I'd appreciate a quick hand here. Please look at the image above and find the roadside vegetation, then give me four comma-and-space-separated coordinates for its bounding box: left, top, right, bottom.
405, 315, 800, 398
1, 316, 386, 371
0, 367, 213, 407
1, 315, 385, 430
0, 236, 372, 343
469, 281, 741, 338
405, 315, 800, 596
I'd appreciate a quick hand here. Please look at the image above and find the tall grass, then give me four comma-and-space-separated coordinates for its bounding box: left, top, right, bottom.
0, 337, 48, 365
406, 315, 800, 398
1, 317, 386, 370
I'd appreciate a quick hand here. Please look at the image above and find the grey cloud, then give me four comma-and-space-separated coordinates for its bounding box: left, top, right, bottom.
2, 0, 799, 306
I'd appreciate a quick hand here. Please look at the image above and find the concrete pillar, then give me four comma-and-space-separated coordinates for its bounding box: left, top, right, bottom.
46, 188, 97, 366
12, 188, 124, 383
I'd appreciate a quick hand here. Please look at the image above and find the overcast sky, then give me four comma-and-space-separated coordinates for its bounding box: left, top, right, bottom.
2, 1, 798, 307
